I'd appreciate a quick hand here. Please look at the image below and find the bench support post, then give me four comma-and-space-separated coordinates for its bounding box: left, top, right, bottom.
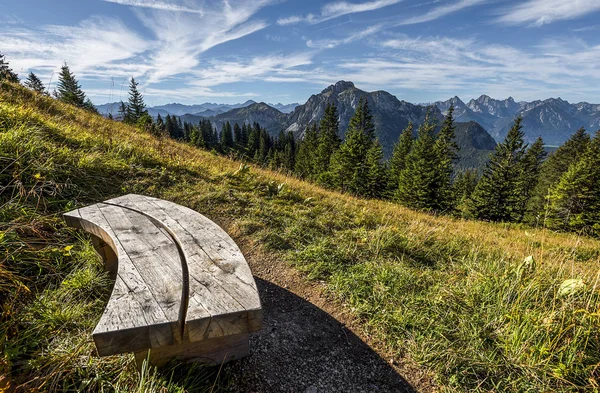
134, 333, 250, 369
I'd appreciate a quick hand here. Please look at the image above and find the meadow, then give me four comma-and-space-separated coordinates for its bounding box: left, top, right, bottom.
1, 81, 599, 392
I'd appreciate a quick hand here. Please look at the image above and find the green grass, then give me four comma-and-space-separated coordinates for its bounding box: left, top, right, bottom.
2, 81, 600, 392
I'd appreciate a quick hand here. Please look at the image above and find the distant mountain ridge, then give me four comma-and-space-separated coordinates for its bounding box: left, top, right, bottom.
433, 95, 600, 145
95, 100, 300, 118
96, 81, 599, 169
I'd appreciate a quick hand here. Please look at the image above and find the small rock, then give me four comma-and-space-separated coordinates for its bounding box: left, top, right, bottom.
305, 386, 318, 393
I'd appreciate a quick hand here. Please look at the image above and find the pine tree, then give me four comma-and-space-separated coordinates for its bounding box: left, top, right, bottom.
282, 131, 296, 172
56, 63, 86, 108
516, 137, 546, 221
315, 103, 341, 174
118, 101, 128, 121
547, 130, 600, 235
246, 123, 261, 159
220, 121, 234, 152
395, 115, 439, 210
330, 97, 377, 195
24, 72, 45, 94
165, 115, 175, 138
241, 123, 249, 148
0, 52, 19, 83
295, 123, 319, 179
388, 123, 414, 193
432, 105, 459, 211
470, 117, 527, 222
126, 77, 146, 124
233, 123, 243, 150
254, 128, 271, 164
364, 140, 387, 198
453, 169, 478, 216
527, 127, 590, 223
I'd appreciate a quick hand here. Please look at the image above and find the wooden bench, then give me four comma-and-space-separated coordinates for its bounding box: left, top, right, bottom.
63, 194, 262, 367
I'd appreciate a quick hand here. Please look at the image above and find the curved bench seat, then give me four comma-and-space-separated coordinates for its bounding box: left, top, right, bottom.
63, 194, 262, 366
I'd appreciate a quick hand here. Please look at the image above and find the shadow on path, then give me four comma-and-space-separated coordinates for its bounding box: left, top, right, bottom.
227, 278, 416, 393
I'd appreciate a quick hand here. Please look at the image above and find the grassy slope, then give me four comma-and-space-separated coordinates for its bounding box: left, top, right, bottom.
1, 82, 600, 392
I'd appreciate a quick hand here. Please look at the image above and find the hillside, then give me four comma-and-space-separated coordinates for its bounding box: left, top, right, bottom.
453, 121, 497, 170
3, 81, 600, 392
285, 81, 435, 157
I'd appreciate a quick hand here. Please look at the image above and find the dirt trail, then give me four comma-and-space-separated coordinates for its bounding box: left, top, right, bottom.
226, 239, 437, 393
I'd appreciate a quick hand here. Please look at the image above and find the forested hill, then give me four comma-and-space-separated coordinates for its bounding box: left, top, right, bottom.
97, 80, 600, 153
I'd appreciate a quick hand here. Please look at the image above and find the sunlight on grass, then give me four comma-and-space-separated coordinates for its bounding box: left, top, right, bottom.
2, 81, 600, 392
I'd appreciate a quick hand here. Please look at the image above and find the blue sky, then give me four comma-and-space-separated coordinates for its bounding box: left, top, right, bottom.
1, 0, 600, 105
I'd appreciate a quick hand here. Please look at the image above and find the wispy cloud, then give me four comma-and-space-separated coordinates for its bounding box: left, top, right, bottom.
135, 1, 273, 82
277, 0, 402, 25
497, 0, 600, 27
306, 24, 383, 49
332, 34, 600, 101
103, 0, 204, 14
0, 16, 150, 79
189, 53, 315, 88
398, 0, 486, 25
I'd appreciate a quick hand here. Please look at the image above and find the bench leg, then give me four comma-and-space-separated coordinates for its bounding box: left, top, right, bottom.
91, 235, 118, 279
134, 333, 250, 369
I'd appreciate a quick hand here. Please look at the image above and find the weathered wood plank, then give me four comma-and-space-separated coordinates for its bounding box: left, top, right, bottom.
64, 203, 183, 355
64, 194, 262, 363
106, 194, 262, 339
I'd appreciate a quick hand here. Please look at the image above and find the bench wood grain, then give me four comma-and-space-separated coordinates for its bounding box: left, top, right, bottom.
63, 194, 262, 366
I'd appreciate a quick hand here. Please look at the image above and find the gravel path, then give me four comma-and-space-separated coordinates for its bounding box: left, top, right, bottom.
228, 277, 417, 393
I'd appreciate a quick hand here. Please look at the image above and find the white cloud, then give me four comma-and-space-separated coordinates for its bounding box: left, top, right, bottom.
497, 0, 600, 26
0, 16, 150, 81
134, 1, 273, 82
103, 0, 204, 14
189, 53, 315, 87
399, 0, 486, 25
277, 0, 402, 25
334, 35, 600, 101
306, 24, 383, 48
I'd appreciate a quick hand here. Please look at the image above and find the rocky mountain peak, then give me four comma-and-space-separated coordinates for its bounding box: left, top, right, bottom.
323, 80, 356, 94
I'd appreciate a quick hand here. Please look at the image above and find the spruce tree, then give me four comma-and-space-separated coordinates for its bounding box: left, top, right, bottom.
547, 130, 600, 235
0, 52, 19, 83
126, 77, 146, 124
118, 101, 128, 121
24, 72, 45, 94
246, 123, 261, 158
84, 98, 98, 114
233, 123, 243, 150
220, 121, 234, 152
295, 123, 319, 179
315, 103, 341, 174
364, 140, 387, 198
56, 63, 86, 108
388, 122, 414, 193
516, 137, 546, 221
330, 97, 377, 195
395, 115, 439, 210
453, 169, 478, 216
527, 127, 590, 223
433, 105, 459, 211
470, 117, 527, 222
282, 131, 296, 172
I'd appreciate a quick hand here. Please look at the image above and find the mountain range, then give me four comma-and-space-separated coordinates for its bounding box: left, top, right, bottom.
96, 100, 300, 118
433, 95, 600, 146
96, 81, 600, 169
